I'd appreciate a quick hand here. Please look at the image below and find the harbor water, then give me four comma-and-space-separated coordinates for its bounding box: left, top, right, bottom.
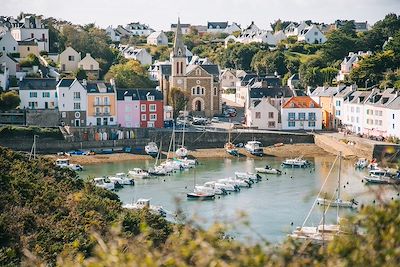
81, 156, 398, 243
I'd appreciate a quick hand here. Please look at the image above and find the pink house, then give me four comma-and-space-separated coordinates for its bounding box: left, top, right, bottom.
117, 89, 141, 127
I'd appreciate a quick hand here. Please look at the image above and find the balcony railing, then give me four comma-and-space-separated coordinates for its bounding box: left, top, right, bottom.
94, 102, 111, 106
95, 112, 111, 116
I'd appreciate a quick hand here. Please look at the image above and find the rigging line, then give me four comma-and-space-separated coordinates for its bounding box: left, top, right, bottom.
231, 130, 242, 143
301, 155, 339, 228
318, 186, 339, 226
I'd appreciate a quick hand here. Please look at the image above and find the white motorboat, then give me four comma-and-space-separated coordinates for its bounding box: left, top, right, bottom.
195, 185, 226, 195
148, 165, 168, 176
128, 168, 150, 179
175, 147, 188, 158
174, 157, 197, 166
145, 142, 159, 158
281, 157, 311, 168
55, 158, 83, 171
255, 165, 282, 174
317, 198, 358, 209
354, 158, 368, 169
109, 172, 134, 185
218, 178, 250, 188
235, 171, 262, 182
122, 199, 167, 217
364, 169, 395, 184
203, 181, 237, 192
93, 177, 115, 191
244, 141, 263, 156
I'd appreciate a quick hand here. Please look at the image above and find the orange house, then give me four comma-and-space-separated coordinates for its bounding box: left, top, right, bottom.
85, 81, 117, 126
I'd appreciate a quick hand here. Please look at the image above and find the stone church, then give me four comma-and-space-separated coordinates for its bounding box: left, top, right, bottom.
161, 19, 222, 117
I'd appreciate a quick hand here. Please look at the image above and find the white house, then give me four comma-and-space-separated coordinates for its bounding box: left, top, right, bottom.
337, 51, 372, 81
78, 53, 100, 79
363, 88, 398, 138
281, 96, 322, 130
386, 96, 400, 139
11, 16, 49, 52
273, 30, 287, 44
0, 53, 19, 76
332, 85, 356, 127
207, 22, 228, 33
297, 25, 326, 44
19, 78, 58, 109
285, 21, 308, 37
123, 47, 152, 65
246, 97, 281, 130
59, 46, 81, 73
147, 31, 168, 46
125, 22, 154, 36
57, 78, 87, 127
223, 22, 241, 34
0, 31, 18, 54
342, 90, 373, 134
171, 22, 191, 34
105, 26, 121, 42
148, 60, 171, 81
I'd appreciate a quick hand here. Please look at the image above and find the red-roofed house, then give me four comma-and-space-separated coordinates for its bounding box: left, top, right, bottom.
281, 96, 322, 130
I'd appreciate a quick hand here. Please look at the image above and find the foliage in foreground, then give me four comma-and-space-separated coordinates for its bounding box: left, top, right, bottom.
0, 147, 172, 266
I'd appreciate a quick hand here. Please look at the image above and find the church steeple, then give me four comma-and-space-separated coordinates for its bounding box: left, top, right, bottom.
173, 17, 185, 58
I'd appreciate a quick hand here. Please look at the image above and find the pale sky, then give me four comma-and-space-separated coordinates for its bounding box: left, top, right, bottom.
2, 0, 399, 30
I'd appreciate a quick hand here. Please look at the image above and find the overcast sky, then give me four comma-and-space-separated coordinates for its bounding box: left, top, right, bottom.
2, 0, 399, 30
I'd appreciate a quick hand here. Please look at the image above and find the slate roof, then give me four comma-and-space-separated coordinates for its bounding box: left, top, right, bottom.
249, 86, 295, 99
282, 96, 321, 108
186, 64, 220, 77
86, 81, 115, 94
387, 95, 400, 110
57, 78, 75, 88
171, 23, 191, 28
208, 22, 228, 29
345, 91, 372, 104
160, 64, 171, 76
311, 85, 346, 97
19, 78, 57, 90
117, 88, 163, 101
365, 88, 398, 107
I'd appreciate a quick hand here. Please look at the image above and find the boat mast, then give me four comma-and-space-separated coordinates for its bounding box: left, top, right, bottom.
182, 105, 186, 148
167, 124, 174, 160
155, 139, 162, 167
337, 151, 342, 224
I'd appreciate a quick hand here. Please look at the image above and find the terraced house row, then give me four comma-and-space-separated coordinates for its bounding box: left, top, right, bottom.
18, 77, 164, 128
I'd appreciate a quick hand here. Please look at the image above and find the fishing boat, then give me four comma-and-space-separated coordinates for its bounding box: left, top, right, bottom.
281, 157, 311, 168
225, 122, 239, 156
109, 172, 134, 185
255, 165, 282, 175
354, 158, 368, 169
317, 153, 357, 209
244, 141, 263, 156
128, 168, 150, 179
93, 177, 115, 191
195, 185, 226, 195
122, 199, 167, 217
55, 158, 83, 171
145, 142, 159, 158
364, 169, 394, 184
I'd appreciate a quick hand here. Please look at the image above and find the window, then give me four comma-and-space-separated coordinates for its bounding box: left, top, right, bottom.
268, 112, 274, 119
28, 102, 38, 109
27, 47, 30, 51
104, 107, 110, 114
356, 117, 359, 123
103, 118, 108, 126
95, 107, 101, 114
42, 92, 50, 98
379, 111, 382, 116
213, 87, 217, 96
288, 121, 295, 127
29, 92, 38, 98
147, 121, 155, 128
2, 47, 4, 51
95, 96, 100, 105
356, 107, 360, 113
308, 121, 316, 127
308, 112, 316, 121
299, 112, 306, 121
149, 104, 156, 112
288, 112, 295, 121
336, 100, 341, 107
104, 96, 110, 105
393, 124, 395, 129
68, 55, 74, 61
73, 103, 81, 110
147, 95, 155, 101
255, 112, 261, 119
336, 110, 341, 116
268, 121, 275, 128
73, 92, 80, 99
90, 64, 93, 70
141, 114, 147, 121
150, 114, 157, 121
351, 107, 354, 112
141, 104, 146, 112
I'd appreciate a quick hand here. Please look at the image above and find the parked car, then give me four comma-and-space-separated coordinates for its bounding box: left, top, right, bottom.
211, 117, 220, 123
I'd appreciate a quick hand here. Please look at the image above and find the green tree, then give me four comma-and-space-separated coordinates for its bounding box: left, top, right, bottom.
168, 87, 189, 119
322, 30, 359, 63
320, 67, 339, 85
104, 60, 154, 88
0, 91, 20, 111
19, 54, 40, 67
74, 68, 87, 80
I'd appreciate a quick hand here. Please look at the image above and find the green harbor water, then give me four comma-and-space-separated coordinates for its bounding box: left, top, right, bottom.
81, 155, 398, 243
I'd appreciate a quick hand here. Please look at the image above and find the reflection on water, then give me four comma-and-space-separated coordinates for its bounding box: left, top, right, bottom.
81, 156, 398, 243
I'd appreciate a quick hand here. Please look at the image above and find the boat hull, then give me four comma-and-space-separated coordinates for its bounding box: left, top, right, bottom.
186, 193, 215, 200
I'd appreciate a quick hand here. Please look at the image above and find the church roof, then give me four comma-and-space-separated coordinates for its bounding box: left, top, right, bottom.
172, 18, 186, 57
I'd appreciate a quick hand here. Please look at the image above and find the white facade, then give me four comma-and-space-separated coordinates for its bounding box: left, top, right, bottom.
0, 31, 18, 53
342, 91, 371, 134
106, 26, 121, 42
0, 53, 18, 76
297, 25, 326, 44
332, 86, 356, 126
246, 98, 280, 130
125, 23, 154, 36
147, 31, 168, 46
223, 23, 241, 34
386, 97, 400, 139
19, 87, 58, 110
123, 47, 152, 65
337, 51, 372, 81
11, 16, 49, 52
281, 97, 322, 130
59, 47, 81, 73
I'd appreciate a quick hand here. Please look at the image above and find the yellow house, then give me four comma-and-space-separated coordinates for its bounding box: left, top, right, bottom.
85, 81, 117, 126
18, 40, 39, 58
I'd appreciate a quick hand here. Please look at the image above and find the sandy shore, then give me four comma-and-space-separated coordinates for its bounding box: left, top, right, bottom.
44, 144, 330, 165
